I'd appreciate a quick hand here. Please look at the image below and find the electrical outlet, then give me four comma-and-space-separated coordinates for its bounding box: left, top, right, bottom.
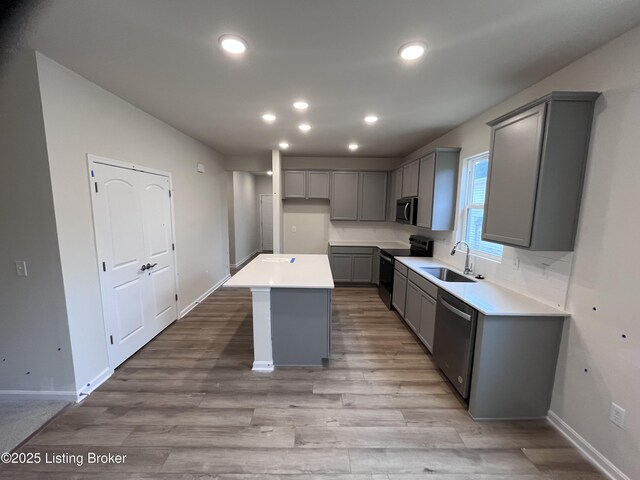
609, 402, 626, 428
15, 261, 27, 277
291, 226, 297, 233
541, 263, 550, 279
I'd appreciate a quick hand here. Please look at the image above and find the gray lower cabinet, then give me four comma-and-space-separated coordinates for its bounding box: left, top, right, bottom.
271, 288, 331, 366
391, 268, 407, 317
329, 246, 374, 283
401, 160, 419, 198
403, 271, 438, 352
484, 91, 600, 251
416, 148, 461, 230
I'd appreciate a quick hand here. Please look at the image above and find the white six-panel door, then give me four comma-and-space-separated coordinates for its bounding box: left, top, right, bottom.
91, 159, 177, 369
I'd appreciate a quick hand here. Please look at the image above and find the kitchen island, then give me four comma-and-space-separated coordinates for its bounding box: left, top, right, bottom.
223, 254, 334, 371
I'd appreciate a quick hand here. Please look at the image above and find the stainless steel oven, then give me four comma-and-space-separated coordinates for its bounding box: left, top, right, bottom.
395, 198, 418, 225
378, 251, 395, 308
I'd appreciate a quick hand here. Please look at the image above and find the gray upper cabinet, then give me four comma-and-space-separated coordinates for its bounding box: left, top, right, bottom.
283, 170, 307, 198
308, 171, 330, 199
416, 148, 461, 231
331, 171, 387, 222
483, 91, 600, 251
401, 160, 419, 198
359, 172, 388, 221
330, 172, 359, 220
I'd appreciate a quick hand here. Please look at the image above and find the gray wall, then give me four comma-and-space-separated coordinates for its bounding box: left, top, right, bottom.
0, 50, 75, 397
231, 172, 260, 266
35, 51, 231, 394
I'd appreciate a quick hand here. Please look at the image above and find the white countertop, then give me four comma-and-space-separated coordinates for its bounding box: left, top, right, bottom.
396, 257, 568, 317
224, 254, 335, 289
329, 240, 410, 249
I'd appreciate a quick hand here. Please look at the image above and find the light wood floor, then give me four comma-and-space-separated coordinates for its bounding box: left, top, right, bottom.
1, 286, 603, 479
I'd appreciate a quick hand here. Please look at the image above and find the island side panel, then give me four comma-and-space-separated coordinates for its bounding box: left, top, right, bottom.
468, 314, 565, 420
270, 288, 331, 366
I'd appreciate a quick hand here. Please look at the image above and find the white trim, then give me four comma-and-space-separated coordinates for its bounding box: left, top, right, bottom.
547, 411, 630, 480
252, 361, 275, 372
0, 391, 78, 402
179, 274, 231, 318
230, 249, 259, 269
75, 367, 112, 402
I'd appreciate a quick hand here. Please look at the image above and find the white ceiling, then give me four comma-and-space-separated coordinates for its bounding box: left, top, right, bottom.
18, 0, 640, 157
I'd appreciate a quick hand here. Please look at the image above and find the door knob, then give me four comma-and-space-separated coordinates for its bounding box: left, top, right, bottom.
141, 263, 158, 271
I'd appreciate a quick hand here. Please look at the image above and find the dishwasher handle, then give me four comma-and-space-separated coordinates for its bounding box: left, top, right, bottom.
439, 297, 472, 322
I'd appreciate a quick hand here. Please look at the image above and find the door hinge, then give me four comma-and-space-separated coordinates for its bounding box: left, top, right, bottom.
94, 182, 99, 193
109, 335, 113, 345
169, 190, 172, 198
102, 261, 106, 272
175, 293, 178, 301
172, 243, 175, 251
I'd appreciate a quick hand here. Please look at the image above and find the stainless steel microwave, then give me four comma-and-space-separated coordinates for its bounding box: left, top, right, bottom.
396, 198, 418, 225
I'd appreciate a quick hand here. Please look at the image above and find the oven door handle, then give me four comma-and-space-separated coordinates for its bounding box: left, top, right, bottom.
380, 253, 393, 262
439, 297, 472, 322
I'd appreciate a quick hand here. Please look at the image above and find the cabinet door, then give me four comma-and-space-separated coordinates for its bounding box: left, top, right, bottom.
284, 171, 306, 198
352, 255, 373, 283
483, 104, 546, 247
391, 270, 407, 317
331, 254, 352, 282
401, 160, 419, 198
418, 293, 437, 352
417, 153, 435, 228
331, 172, 359, 220
359, 172, 387, 221
405, 281, 421, 333
308, 171, 330, 199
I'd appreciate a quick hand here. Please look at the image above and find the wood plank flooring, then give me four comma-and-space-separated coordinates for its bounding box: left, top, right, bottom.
0, 286, 603, 479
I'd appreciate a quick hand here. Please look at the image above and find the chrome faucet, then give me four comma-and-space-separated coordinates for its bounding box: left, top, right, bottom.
451, 241, 473, 275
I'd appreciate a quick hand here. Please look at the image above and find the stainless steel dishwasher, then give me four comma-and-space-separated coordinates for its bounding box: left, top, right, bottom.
433, 290, 478, 399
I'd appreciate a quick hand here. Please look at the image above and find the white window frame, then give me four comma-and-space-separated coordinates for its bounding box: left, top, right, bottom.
460, 152, 503, 262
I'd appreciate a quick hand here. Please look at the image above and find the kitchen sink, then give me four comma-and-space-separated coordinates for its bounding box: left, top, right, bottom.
420, 267, 476, 283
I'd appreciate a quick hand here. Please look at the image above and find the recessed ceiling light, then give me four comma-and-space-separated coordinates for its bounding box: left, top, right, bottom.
298, 123, 311, 132
262, 113, 276, 123
364, 115, 379, 124
348, 143, 359, 151
293, 100, 309, 110
218, 34, 247, 55
279, 141, 289, 150
267, 170, 273, 176
398, 41, 427, 61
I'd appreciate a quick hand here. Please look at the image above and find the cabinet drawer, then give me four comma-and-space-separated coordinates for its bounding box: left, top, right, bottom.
393, 262, 408, 276
331, 246, 374, 255
408, 270, 438, 299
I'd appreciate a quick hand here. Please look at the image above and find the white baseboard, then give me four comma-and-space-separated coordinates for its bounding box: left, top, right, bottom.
179, 274, 232, 318
0, 390, 78, 402
547, 410, 630, 480
252, 361, 274, 372
75, 367, 112, 402
230, 249, 259, 269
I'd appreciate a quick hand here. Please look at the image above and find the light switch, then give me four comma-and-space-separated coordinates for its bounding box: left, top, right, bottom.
197, 163, 205, 173
291, 226, 297, 232
15, 261, 27, 277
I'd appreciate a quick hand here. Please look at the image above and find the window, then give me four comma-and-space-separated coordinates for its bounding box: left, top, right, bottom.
462, 153, 503, 259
